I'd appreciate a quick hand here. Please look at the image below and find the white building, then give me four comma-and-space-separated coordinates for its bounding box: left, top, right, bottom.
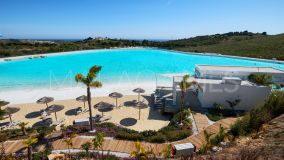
195, 65, 284, 85
155, 65, 282, 112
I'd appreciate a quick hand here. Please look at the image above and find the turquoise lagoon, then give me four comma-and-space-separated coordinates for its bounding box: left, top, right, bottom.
0, 48, 284, 103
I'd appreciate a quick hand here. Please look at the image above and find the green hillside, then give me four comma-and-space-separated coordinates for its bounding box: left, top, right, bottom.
161, 32, 284, 60
1, 31, 284, 60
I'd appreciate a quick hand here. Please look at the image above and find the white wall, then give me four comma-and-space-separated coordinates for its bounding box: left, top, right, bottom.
197, 83, 271, 111
196, 68, 284, 85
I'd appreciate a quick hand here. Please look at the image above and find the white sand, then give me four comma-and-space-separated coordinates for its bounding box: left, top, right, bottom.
1, 95, 170, 131
0, 82, 168, 104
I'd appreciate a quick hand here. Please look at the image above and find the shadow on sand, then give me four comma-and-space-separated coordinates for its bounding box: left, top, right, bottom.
25, 111, 41, 119
32, 118, 52, 128
142, 95, 171, 121
120, 118, 137, 127
65, 108, 77, 116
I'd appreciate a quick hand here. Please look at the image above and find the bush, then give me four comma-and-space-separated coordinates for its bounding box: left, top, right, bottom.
115, 131, 144, 141
141, 130, 157, 137
229, 91, 284, 137
164, 130, 192, 142
148, 133, 167, 143
170, 109, 192, 126
248, 74, 273, 86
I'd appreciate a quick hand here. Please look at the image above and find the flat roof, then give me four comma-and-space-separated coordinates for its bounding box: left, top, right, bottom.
173, 77, 254, 86
196, 65, 284, 74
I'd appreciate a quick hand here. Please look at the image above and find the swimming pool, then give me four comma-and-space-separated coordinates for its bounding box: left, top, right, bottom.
1, 48, 284, 103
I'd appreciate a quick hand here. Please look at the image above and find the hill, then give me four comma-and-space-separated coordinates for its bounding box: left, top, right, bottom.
1, 31, 284, 60
195, 113, 284, 160
159, 32, 284, 60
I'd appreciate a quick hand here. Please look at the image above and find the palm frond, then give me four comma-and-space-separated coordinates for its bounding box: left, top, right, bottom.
89, 81, 102, 88
89, 65, 102, 73
75, 74, 85, 82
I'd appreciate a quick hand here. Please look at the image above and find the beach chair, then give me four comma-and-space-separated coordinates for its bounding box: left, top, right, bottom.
118, 104, 123, 109
98, 115, 112, 122
76, 107, 83, 115
52, 118, 66, 126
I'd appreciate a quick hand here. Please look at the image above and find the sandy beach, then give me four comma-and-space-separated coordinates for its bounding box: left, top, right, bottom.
1, 95, 170, 131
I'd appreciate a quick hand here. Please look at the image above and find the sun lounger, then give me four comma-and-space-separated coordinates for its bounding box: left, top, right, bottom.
52, 118, 66, 126
73, 115, 102, 125
76, 107, 83, 115
98, 115, 112, 122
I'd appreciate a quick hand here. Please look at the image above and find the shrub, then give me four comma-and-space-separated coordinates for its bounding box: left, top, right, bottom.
229, 91, 284, 137
248, 74, 273, 86
170, 109, 192, 126
148, 133, 167, 143
164, 130, 192, 142
141, 130, 157, 137
115, 131, 144, 141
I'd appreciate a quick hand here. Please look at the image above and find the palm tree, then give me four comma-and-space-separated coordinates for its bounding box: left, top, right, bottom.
63, 134, 76, 159
81, 142, 91, 159
92, 132, 104, 159
202, 130, 213, 151
130, 141, 155, 160
75, 65, 102, 130
18, 122, 29, 136
179, 74, 202, 124
23, 137, 38, 160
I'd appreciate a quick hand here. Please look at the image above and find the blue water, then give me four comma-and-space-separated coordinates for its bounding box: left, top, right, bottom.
1, 48, 284, 91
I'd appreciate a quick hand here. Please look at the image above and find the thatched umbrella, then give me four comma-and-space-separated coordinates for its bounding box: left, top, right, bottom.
94, 101, 114, 116
134, 102, 148, 120
76, 95, 88, 108
37, 97, 54, 108
4, 107, 20, 123
109, 92, 123, 108
45, 104, 64, 121
133, 88, 145, 102
0, 100, 9, 110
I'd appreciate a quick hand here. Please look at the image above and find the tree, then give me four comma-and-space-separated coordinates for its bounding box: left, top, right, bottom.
18, 122, 29, 136
23, 137, 38, 160
92, 132, 104, 159
63, 134, 76, 159
130, 141, 155, 160
226, 99, 241, 116
75, 65, 102, 130
179, 74, 202, 124
81, 142, 92, 159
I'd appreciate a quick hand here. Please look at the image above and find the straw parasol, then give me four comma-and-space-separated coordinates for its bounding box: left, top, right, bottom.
0, 100, 9, 110
4, 107, 20, 123
133, 88, 145, 102
134, 101, 148, 120
45, 104, 64, 121
76, 95, 88, 108
109, 92, 123, 108
94, 101, 114, 116
37, 97, 54, 108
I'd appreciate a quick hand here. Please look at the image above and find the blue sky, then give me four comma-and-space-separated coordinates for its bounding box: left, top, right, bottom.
0, 0, 283, 39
